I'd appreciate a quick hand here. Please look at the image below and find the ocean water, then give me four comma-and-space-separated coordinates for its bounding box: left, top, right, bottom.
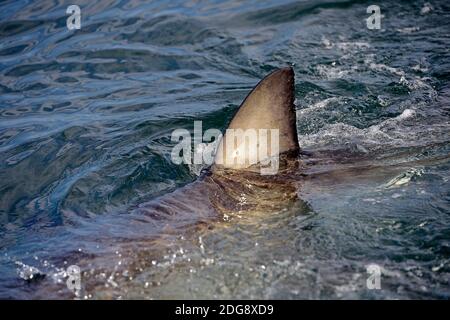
0, 0, 449, 299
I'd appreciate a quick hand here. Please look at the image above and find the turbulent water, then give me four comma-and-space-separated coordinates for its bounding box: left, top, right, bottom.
0, 0, 449, 299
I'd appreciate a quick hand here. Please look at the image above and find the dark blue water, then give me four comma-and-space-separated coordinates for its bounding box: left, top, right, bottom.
0, 0, 449, 299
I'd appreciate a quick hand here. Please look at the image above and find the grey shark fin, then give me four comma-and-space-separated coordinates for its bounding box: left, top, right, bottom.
213, 67, 300, 172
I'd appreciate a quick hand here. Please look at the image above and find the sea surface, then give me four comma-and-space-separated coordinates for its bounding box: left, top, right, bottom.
0, 0, 449, 299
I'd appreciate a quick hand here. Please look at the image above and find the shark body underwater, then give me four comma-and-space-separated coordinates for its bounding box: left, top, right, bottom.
21, 66, 443, 299
16, 67, 311, 298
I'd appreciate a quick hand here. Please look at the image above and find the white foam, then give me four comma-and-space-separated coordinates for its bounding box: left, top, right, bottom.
421, 3, 433, 15
396, 27, 420, 34
396, 109, 415, 120
382, 168, 424, 189
315, 64, 353, 79
297, 97, 341, 116
366, 61, 405, 77
336, 42, 370, 51
15, 261, 44, 281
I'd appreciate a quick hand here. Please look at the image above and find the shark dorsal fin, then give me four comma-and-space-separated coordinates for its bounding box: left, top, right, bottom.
213, 67, 299, 172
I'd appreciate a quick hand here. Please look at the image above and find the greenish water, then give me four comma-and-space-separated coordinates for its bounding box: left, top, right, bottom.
0, 0, 449, 299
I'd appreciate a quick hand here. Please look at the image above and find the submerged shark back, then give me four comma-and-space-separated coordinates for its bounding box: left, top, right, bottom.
213, 67, 300, 172
50, 68, 304, 295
